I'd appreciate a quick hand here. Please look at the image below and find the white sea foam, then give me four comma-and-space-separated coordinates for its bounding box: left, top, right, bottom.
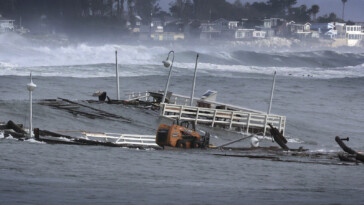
1, 61, 363, 79
1, 33, 363, 79
25, 138, 45, 144
175, 62, 364, 79
310, 149, 338, 153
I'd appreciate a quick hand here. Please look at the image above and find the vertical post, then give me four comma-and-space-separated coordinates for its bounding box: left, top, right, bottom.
179, 105, 183, 119
246, 113, 251, 134
29, 89, 32, 137
212, 110, 217, 127
162, 51, 174, 104
267, 71, 276, 114
27, 73, 36, 138
263, 115, 268, 137
229, 111, 234, 129
161, 103, 166, 116
162, 65, 173, 104
115, 50, 120, 100
195, 108, 200, 125
190, 53, 199, 106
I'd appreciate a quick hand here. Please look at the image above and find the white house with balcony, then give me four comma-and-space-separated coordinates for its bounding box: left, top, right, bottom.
0, 14, 15, 33
235, 29, 266, 39
286, 21, 312, 38
235, 29, 254, 39
311, 23, 337, 39
253, 30, 266, 38
345, 25, 363, 46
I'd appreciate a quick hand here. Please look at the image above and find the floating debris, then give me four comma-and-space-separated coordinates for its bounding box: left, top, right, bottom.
335, 136, 364, 163
38, 98, 131, 123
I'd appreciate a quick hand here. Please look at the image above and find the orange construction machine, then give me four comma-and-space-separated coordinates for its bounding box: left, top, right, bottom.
156, 120, 210, 149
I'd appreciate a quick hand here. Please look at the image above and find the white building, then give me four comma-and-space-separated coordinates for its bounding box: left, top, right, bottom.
286, 21, 312, 38
235, 29, 266, 39
310, 23, 337, 39
332, 23, 364, 47
253, 30, 266, 38
235, 29, 254, 39
0, 14, 15, 33
345, 25, 363, 46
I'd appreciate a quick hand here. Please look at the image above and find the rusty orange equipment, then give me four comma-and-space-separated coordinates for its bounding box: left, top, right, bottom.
156, 121, 210, 149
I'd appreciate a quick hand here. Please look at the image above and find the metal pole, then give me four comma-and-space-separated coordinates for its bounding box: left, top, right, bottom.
27, 73, 36, 138
115, 50, 120, 100
267, 71, 276, 114
29, 88, 32, 138
190, 53, 199, 106
162, 51, 174, 104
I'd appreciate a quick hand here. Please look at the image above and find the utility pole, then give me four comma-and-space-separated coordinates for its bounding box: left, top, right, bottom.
115, 50, 120, 100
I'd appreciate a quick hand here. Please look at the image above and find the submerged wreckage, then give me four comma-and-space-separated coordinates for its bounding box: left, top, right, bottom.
1, 52, 363, 166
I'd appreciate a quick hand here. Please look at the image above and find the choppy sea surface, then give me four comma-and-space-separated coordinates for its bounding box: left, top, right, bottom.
1, 34, 364, 204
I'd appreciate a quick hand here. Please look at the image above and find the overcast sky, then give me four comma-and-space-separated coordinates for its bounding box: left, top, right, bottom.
159, 0, 364, 21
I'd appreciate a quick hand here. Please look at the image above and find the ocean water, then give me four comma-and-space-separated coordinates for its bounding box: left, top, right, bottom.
1, 34, 364, 204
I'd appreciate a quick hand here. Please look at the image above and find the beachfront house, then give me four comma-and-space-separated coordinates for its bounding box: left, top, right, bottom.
0, 14, 15, 33
344, 25, 363, 46
235, 29, 254, 39
235, 29, 266, 39
310, 23, 337, 39
253, 30, 266, 38
329, 22, 363, 47
151, 32, 184, 41
258, 18, 285, 37
200, 22, 222, 39
200, 18, 240, 40
285, 21, 312, 39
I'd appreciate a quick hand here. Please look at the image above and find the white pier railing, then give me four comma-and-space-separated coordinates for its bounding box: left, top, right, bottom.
82, 132, 159, 147
125, 91, 150, 101
125, 91, 286, 136
160, 103, 286, 136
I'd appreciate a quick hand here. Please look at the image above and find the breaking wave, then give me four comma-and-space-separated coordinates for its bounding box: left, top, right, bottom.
1, 33, 364, 79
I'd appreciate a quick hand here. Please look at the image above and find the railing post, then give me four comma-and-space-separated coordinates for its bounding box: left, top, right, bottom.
190, 53, 199, 106
263, 115, 268, 136
179, 105, 183, 120
282, 117, 286, 135
246, 113, 251, 134
267, 71, 276, 114
229, 111, 234, 129
212, 109, 217, 127
195, 108, 200, 125
185, 98, 188, 106
161, 103, 166, 116
279, 116, 282, 133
